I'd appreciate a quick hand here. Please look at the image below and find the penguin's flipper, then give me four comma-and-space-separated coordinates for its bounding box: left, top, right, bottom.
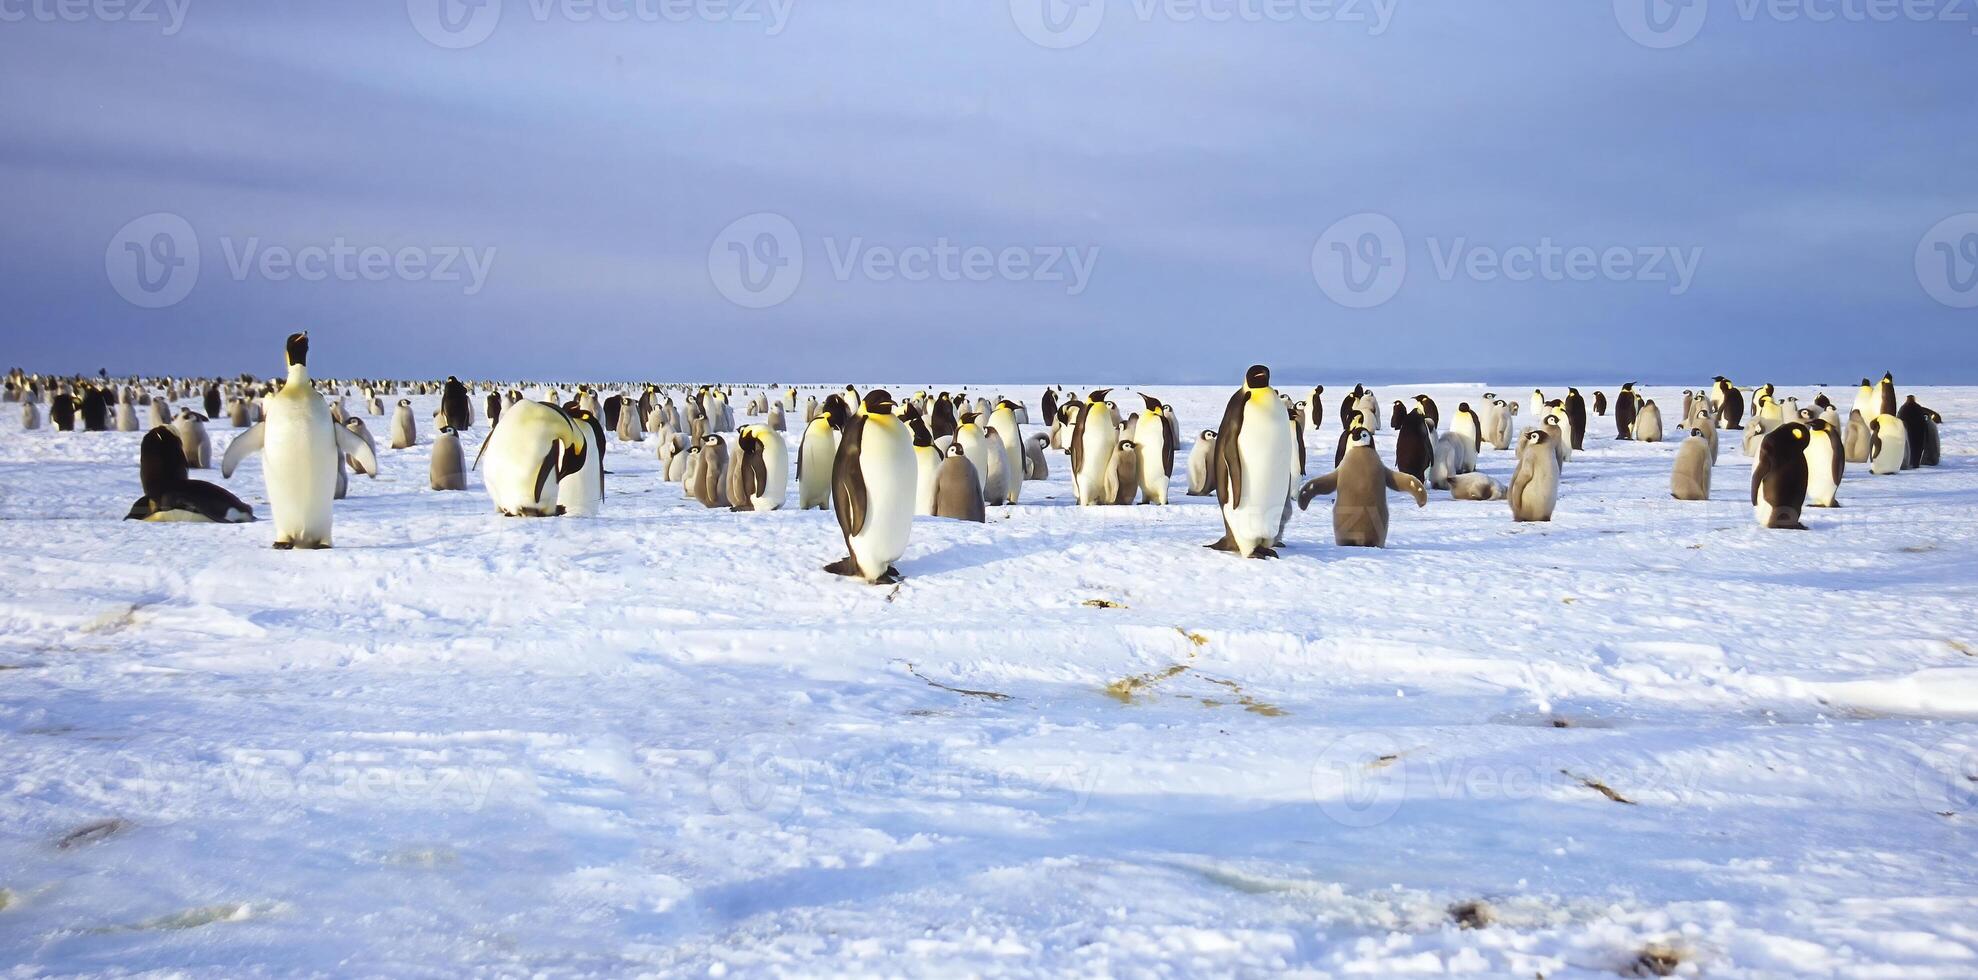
534, 443, 562, 506
219, 421, 266, 478
1296, 471, 1338, 510
1749, 453, 1770, 507
832, 415, 869, 544
1388, 471, 1428, 507
1161, 412, 1177, 478
124, 496, 154, 520
1214, 389, 1246, 508
335, 423, 380, 478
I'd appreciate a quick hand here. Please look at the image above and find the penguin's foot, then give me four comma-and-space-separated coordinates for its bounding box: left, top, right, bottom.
1251, 547, 1281, 559
823, 556, 862, 578
271, 541, 293, 550
873, 566, 904, 585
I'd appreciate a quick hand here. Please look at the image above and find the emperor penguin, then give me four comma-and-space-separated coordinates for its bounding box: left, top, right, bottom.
147, 398, 171, 429
390, 399, 417, 449
826, 390, 917, 584
1844, 409, 1872, 463
1447, 472, 1505, 501
20, 400, 39, 430
474, 399, 590, 517
1024, 432, 1051, 482
932, 443, 986, 523
796, 396, 847, 510
125, 426, 256, 523
1186, 430, 1218, 496
1295, 426, 1426, 547
1752, 423, 1812, 529
1210, 365, 1294, 558
1874, 372, 1898, 418
1394, 410, 1433, 482
441, 377, 471, 430
115, 397, 138, 432
1899, 396, 1942, 467
693, 433, 729, 508
1355, 391, 1380, 431
1716, 377, 1745, 430
1803, 417, 1842, 507
1451, 403, 1482, 459
221, 333, 377, 548
1632, 400, 1664, 443
1307, 385, 1325, 430
981, 426, 1013, 505
1671, 429, 1713, 501
909, 414, 942, 515
1867, 415, 1906, 475
228, 398, 250, 428
767, 402, 786, 433
1509, 428, 1560, 523
486, 392, 502, 427
1070, 390, 1120, 507
955, 413, 992, 492
1111, 441, 1141, 506
1614, 383, 1638, 440
988, 400, 1024, 504
1849, 379, 1876, 427
1593, 390, 1608, 417
172, 410, 212, 468
430, 426, 468, 491
1133, 394, 1176, 505
730, 427, 789, 512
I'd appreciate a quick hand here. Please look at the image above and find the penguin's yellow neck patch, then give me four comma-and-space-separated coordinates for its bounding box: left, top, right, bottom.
1247, 388, 1272, 404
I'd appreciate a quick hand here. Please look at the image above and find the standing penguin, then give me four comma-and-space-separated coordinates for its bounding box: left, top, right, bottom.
932, 444, 987, 523
441, 376, 471, 430
390, 399, 418, 449
172, 410, 212, 468
51, 392, 76, 431
1111, 441, 1141, 506
1752, 423, 1812, 529
1898, 396, 1941, 467
988, 400, 1024, 504
730, 428, 789, 512
1186, 430, 1218, 496
826, 391, 916, 584
1210, 365, 1294, 558
1633, 400, 1665, 443
909, 414, 942, 515
1509, 429, 1560, 523
1393, 410, 1434, 482
1133, 395, 1176, 505
1614, 384, 1639, 441
1874, 373, 1898, 418
980, 426, 1011, 505
693, 434, 729, 508
1844, 409, 1872, 463
1295, 426, 1427, 547
1070, 390, 1119, 507
430, 427, 468, 490
21, 400, 40, 430
1716, 378, 1745, 430
221, 333, 377, 548
485, 392, 502, 427
1803, 417, 1843, 507
1867, 415, 1906, 475
1593, 390, 1609, 417
796, 396, 847, 511
1670, 429, 1713, 501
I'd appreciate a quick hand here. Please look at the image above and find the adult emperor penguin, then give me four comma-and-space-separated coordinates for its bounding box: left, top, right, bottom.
730, 427, 789, 512
1133, 394, 1176, 505
1671, 429, 1713, 501
1564, 388, 1588, 450
827, 390, 916, 584
1070, 389, 1120, 507
1715, 377, 1745, 430
796, 396, 847, 510
1509, 428, 1560, 523
1210, 365, 1294, 558
1874, 372, 1898, 418
1593, 390, 1609, 417
126, 427, 257, 523
441, 376, 471, 430
390, 399, 418, 449
1899, 396, 1942, 467
1394, 410, 1433, 482
988, 400, 1024, 504
1752, 423, 1811, 529
221, 333, 377, 548
1614, 384, 1638, 440
430, 426, 468, 491
1295, 426, 1426, 547
1849, 379, 1876, 426
474, 399, 589, 516
1803, 417, 1842, 507
1451, 403, 1483, 458
908, 413, 942, 515
1867, 414, 1906, 475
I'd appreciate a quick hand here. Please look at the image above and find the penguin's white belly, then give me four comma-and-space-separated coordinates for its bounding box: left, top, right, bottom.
1805, 447, 1839, 505
1225, 400, 1291, 548
914, 447, 940, 515
1134, 416, 1168, 503
265, 395, 337, 545
850, 422, 915, 575
1073, 411, 1116, 505
798, 424, 836, 508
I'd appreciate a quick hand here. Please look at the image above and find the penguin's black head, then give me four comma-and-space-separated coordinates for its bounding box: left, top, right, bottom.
907, 415, 933, 447
1088, 388, 1113, 403
124, 497, 157, 520
1140, 393, 1163, 412
1526, 429, 1549, 445
1244, 365, 1270, 388
1347, 426, 1372, 448
863, 390, 896, 415
284, 332, 309, 367
945, 443, 966, 458
1458, 402, 1472, 412
1201, 429, 1216, 440
1119, 440, 1136, 450
738, 432, 761, 454
1882, 372, 1894, 382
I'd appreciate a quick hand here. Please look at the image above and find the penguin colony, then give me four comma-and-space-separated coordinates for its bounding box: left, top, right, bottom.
11, 338, 1947, 582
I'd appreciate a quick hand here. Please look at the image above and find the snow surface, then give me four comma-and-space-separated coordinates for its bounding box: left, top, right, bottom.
3, 381, 1977, 978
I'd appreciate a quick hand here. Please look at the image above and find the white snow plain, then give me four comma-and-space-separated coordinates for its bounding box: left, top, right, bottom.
2, 381, 1976, 978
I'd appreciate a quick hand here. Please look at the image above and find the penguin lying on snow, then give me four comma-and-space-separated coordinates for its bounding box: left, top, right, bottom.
126, 427, 256, 523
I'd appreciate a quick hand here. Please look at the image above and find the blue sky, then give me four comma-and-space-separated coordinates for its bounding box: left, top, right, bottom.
1, 0, 1973, 383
